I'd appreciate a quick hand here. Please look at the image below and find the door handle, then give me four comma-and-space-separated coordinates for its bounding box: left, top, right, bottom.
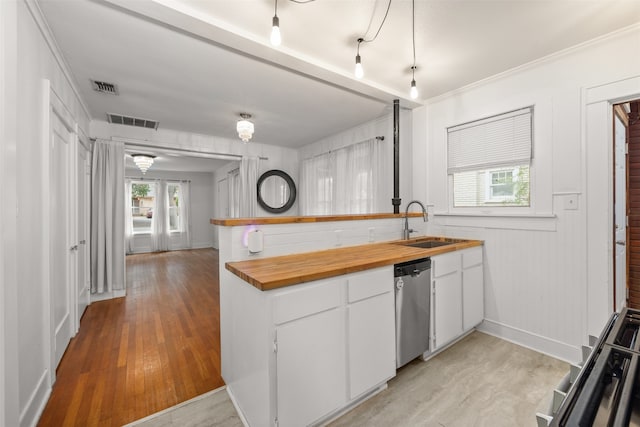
70, 245, 78, 251
616, 240, 626, 246
79, 240, 86, 245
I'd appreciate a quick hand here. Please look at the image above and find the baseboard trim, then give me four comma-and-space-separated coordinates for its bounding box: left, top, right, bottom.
478, 319, 581, 363
20, 369, 50, 427
122, 386, 228, 426
226, 387, 250, 427
90, 289, 126, 302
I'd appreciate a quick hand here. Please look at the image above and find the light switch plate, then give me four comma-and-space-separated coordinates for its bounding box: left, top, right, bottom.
368, 227, 375, 242
335, 229, 342, 246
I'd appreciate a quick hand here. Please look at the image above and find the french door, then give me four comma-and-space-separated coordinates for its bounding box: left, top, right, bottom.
76, 140, 90, 328
50, 107, 76, 368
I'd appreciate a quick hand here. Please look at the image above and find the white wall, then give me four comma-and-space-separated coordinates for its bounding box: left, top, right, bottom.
1, 1, 19, 425
93, 120, 301, 250
298, 111, 414, 213
126, 169, 216, 253
8, 2, 91, 426
416, 25, 640, 362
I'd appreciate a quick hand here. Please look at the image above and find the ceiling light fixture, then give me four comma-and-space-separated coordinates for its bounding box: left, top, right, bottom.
410, 67, 418, 99
131, 154, 156, 174
353, 0, 392, 79
270, 0, 281, 46
354, 38, 364, 79
237, 113, 255, 142
409, 0, 419, 99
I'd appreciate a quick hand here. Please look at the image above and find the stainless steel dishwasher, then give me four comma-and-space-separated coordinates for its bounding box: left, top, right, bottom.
394, 257, 431, 368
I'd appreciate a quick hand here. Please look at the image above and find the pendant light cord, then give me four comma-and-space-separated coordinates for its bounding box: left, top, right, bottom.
412, 0, 416, 78
361, 0, 392, 44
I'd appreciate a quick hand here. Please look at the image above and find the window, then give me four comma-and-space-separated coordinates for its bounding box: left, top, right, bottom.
167, 183, 181, 232
130, 182, 155, 233
448, 107, 532, 208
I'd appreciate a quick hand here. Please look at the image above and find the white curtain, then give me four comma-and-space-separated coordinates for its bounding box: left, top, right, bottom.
239, 156, 260, 217
124, 179, 134, 254
300, 138, 388, 215
228, 168, 240, 218
301, 151, 335, 215
151, 180, 168, 251
91, 139, 125, 294
178, 181, 192, 249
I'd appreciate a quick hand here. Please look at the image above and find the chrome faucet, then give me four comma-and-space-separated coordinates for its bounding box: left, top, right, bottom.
403, 200, 428, 240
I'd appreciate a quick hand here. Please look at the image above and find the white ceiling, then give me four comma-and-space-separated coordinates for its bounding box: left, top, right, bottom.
38, 0, 640, 153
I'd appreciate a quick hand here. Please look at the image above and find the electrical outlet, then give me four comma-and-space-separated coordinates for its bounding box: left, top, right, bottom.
335, 230, 342, 246
368, 227, 375, 242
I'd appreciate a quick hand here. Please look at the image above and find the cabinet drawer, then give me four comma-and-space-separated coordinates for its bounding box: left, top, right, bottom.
347, 267, 393, 303
432, 252, 460, 278
462, 247, 483, 269
273, 279, 343, 325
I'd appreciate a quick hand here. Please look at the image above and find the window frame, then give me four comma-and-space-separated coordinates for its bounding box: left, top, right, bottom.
130, 181, 155, 235
167, 182, 182, 233
447, 106, 534, 214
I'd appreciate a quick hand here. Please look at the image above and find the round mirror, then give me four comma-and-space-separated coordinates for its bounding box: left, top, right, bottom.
257, 170, 297, 214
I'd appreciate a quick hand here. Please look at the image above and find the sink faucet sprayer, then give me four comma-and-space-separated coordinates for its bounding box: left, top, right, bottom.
403, 200, 428, 240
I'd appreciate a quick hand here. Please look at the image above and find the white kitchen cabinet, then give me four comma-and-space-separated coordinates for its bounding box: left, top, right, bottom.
276, 307, 345, 427
431, 251, 463, 350
462, 247, 484, 331
431, 247, 484, 351
347, 270, 395, 399
268, 267, 394, 427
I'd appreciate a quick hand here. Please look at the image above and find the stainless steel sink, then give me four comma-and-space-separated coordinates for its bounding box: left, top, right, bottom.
402, 240, 454, 249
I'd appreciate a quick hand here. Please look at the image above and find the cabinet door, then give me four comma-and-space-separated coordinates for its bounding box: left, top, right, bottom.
348, 291, 395, 399
276, 308, 345, 427
433, 272, 462, 350
463, 264, 484, 331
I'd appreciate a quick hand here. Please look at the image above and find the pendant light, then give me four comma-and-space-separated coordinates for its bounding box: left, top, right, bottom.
354, 38, 364, 79
131, 154, 156, 174
353, 0, 392, 79
409, 0, 419, 99
410, 66, 418, 99
270, 0, 281, 46
236, 113, 255, 142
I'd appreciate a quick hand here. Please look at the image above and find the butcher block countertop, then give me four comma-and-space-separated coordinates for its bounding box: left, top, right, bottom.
211, 212, 424, 226
225, 237, 483, 291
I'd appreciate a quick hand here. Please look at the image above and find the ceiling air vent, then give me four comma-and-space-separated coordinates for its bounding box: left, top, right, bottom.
90, 80, 119, 95
107, 113, 159, 130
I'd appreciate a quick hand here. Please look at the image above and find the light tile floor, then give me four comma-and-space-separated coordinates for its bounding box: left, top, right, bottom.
126, 331, 568, 427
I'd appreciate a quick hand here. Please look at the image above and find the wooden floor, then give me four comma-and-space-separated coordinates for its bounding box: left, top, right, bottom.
37, 248, 224, 427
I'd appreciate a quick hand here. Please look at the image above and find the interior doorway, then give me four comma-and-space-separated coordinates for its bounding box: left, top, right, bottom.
615, 100, 640, 310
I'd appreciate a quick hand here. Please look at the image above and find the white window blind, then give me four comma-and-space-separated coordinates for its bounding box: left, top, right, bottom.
447, 107, 533, 174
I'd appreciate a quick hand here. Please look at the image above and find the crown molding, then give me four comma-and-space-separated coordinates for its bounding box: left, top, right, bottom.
23, 0, 92, 124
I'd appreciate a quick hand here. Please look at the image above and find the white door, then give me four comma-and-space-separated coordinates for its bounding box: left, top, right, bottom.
276, 308, 344, 427
51, 110, 76, 367
433, 272, 462, 350
76, 141, 90, 328
614, 109, 628, 311
218, 178, 229, 217
348, 291, 395, 399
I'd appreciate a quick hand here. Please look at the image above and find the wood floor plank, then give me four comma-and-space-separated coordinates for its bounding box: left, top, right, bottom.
37, 248, 224, 426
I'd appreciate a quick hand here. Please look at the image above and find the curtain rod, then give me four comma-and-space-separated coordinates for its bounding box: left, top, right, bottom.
114, 138, 268, 161
126, 176, 191, 183
303, 136, 386, 160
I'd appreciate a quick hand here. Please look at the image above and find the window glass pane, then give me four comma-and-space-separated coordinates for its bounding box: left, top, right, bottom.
168, 184, 181, 232
131, 182, 155, 233
453, 165, 530, 207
